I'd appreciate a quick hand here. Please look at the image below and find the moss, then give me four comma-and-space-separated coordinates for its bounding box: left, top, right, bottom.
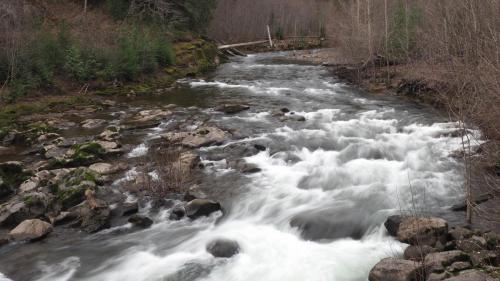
23, 195, 34, 206
0, 163, 32, 195
57, 186, 86, 210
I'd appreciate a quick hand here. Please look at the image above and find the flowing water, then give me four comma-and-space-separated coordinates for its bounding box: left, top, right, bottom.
0, 52, 470, 281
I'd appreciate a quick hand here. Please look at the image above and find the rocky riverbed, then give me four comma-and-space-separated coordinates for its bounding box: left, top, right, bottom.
0, 52, 497, 281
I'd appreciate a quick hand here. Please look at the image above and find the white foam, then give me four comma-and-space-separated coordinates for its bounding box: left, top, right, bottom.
127, 143, 148, 158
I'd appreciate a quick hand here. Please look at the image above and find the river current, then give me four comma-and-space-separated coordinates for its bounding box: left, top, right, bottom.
0, 52, 468, 281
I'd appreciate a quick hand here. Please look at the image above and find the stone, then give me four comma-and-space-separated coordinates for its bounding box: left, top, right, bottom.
484, 232, 500, 250
428, 272, 449, 281
169, 206, 185, 220
442, 269, 499, 281
9, 219, 52, 241
71, 202, 111, 233
446, 261, 471, 273
99, 129, 120, 142
456, 236, 488, 253
43, 144, 68, 160
81, 119, 106, 129
424, 250, 469, 273
185, 199, 223, 219
215, 104, 250, 114
368, 258, 423, 281
0, 161, 31, 200
49, 211, 77, 226
385, 215, 403, 237
451, 194, 493, 212
0, 235, 9, 247
280, 108, 290, 113
404, 245, 436, 261
469, 250, 499, 267
0, 192, 51, 227
397, 217, 448, 246
206, 239, 240, 258
128, 215, 153, 228
449, 227, 473, 241
122, 202, 139, 216
37, 133, 60, 143
0, 146, 14, 156
228, 159, 261, 173
89, 163, 126, 175
133, 109, 172, 123
182, 127, 230, 148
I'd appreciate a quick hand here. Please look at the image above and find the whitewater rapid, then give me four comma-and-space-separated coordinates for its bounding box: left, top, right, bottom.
1, 53, 470, 281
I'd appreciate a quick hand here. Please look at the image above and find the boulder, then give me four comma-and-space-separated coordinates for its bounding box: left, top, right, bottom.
121, 202, 139, 216
456, 236, 487, 253
128, 215, 153, 228
368, 258, 423, 281
449, 227, 473, 241
185, 199, 222, 219
442, 269, 498, 281
169, 206, 185, 220
397, 217, 448, 246
49, 211, 77, 226
136, 109, 172, 122
183, 127, 230, 148
37, 133, 60, 144
89, 163, 126, 175
446, 261, 471, 273
99, 129, 120, 142
81, 119, 106, 129
424, 250, 469, 273
206, 239, 240, 258
9, 219, 52, 241
404, 245, 436, 261
0, 146, 14, 156
469, 250, 499, 267
0, 192, 52, 227
71, 202, 111, 233
385, 215, 403, 237
215, 104, 250, 114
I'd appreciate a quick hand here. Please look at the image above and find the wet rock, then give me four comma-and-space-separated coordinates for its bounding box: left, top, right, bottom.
484, 232, 500, 250
179, 151, 201, 172
185, 199, 222, 219
46, 120, 77, 130
121, 202, 139, 216
442, 269, 498, 281
81, 119, 107, 129
206, 239, 240, 258
368, 257, 423, 281
9, 219, 52, 241
43, 144, 68, 160
280, 108, 290, 113
424, 250, 469, 273
446, 261, 471, 273
222, 142, 262, 158
404, 245, 436, 261
128, 214, 153, 228
169, 206, 185, 220
397, 217, 448, 246
215, 104, 250, 114
99, 129, 120, 142
254, 144, 266, 151
228, 159, 261, 174
123, 121, 161, 131
385, 215, 403, 237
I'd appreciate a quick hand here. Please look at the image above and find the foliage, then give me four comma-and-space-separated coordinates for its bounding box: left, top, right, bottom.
387, 0, 423, 61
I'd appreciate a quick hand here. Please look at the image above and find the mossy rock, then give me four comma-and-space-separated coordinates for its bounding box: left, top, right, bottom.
56, 168, 99, 210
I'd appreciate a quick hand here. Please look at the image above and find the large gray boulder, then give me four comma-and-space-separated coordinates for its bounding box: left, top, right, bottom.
368, 257, 423, 281
397, 217, 448, 246
424, 250, 469, 273
206, 239, 240, 258
185, 199, 222, 219
9, 219, 52, 241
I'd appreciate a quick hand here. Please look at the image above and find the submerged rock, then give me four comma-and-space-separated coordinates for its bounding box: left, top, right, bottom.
368, 257, 423, 281
206, 239, 240, 258
215, 104, 250, 114
185, 199, 222, 219
9, 219, 52, 241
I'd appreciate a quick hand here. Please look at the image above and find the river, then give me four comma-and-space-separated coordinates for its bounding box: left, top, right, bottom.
0, 52, 468, 281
